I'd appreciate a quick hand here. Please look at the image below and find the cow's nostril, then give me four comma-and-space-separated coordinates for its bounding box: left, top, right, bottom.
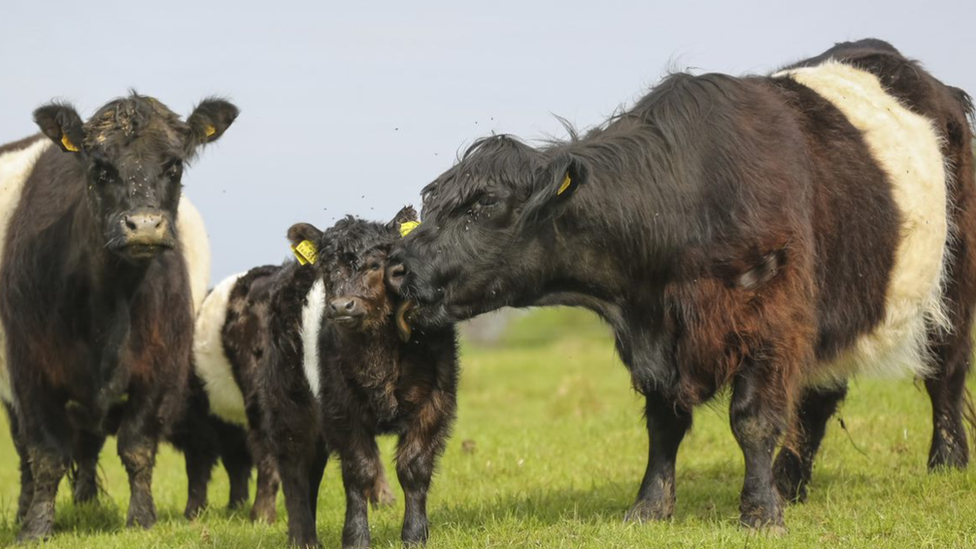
344, 300, 355, 311
123, 216, 138, 231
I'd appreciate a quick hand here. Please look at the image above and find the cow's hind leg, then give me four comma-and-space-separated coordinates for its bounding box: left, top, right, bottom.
215, 419, 253, 510
773, 383, 847, 503
248, 429, 280, 524
71, 430, 105, 504
624, 393, 692, 522
925, 331, 971, 470
369, 462, 396, 509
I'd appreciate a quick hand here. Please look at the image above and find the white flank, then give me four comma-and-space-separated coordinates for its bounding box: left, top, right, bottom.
193, 273, 248, 425
177, 195, 211, 315
776, 60, 950, 381
0, 138, 53, 405
301, 279, 326, 400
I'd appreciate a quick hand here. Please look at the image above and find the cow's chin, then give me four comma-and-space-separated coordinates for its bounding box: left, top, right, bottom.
407, 295, 497, 330
112, 241, 175, 263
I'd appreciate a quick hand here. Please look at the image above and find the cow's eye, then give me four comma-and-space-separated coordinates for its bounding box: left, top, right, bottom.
368, 262, 382, 272
91, 161, 116, 184
478, 195, 498, 209
165, 161, 183, 179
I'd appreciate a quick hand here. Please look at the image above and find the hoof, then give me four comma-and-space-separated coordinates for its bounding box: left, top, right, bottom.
250, 504, 277, 524
72, 481, 100, 505
291, 536, 321, 549
773, 450, 809, 505
127, 508, 157, 530
927, 448, 968, 472
184, 500, 206, 521
369, 485, 396, 510
17, 524, 54, 543
740, 508, 785, 535
745, 523, 788, 537
623, 500, 673, 523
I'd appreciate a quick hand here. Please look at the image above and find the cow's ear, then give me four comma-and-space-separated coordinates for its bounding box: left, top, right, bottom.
33, 103, 86, 154
185, 98, 239, 153
521, 153, 588, 222
287, 222, 324, 266
386, 205, 419, 236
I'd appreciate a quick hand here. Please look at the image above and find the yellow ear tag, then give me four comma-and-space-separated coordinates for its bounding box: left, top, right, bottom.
61, 134, 79, 153
557, 173, 572, 195
205, 125, 217, 138
399, 220, 421, 237
291, 240, 318, 265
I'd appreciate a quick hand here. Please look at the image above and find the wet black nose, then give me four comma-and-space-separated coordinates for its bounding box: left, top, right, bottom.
328, 297, 364, 318
385, 262, 406, 293
120, 211, 168, 243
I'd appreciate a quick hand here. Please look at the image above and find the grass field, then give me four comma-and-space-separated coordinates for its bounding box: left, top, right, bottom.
1, 308, 976, 548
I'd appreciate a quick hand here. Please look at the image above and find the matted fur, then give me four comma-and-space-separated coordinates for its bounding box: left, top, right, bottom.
193, 273, 247, 424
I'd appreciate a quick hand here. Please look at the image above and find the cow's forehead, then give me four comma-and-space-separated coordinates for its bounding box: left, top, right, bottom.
83, 95, 188, 159
320, 218, 394, 264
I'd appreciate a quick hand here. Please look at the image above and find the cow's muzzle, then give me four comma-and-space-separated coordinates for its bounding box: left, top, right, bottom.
113, 210, 176, 260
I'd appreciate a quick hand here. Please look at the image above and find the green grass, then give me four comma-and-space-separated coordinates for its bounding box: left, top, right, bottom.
2, 307, 976, 547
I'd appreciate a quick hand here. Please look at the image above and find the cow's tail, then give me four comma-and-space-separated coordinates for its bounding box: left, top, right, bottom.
950, 86, 975, 130
957, 86, 976, 452
964, 386, 976, 454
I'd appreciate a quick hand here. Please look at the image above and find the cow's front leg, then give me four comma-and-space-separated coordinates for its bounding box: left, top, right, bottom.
625, 393, 692, 522
396, 391, 455, 546
117, 401, 160, 529
19, 444, 68, 541
340, 435, 383, 548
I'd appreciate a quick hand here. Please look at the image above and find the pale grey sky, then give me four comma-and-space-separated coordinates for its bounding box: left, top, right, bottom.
2, 1, 974, 280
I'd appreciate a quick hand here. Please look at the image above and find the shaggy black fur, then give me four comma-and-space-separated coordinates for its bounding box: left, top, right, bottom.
261, 208, 458, 548
389, 39, 976, 531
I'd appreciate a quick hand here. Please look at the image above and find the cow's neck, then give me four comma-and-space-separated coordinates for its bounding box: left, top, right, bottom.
73, 200, 153, 302
71, 197, 153, 422
334, 324, 402, 418
533, 224, 673, 388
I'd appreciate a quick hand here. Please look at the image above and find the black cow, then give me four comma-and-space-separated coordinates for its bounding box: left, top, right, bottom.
0, 92, 237, 540
192, 265, 395, 524
388, 40, 976, 531
261, 209, 458, 547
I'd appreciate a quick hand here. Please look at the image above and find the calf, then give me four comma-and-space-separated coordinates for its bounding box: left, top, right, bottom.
193, 266, 395, 524
388, 39, 976, 531
0, 92, 237, 540
261, 209, 458, 548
